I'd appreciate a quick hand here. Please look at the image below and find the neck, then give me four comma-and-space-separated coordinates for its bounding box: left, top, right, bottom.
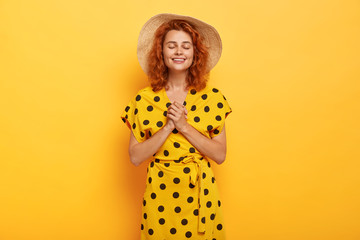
166, 70, 188, 90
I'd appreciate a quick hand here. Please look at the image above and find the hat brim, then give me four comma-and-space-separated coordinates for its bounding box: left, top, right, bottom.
137, 13, 222, 75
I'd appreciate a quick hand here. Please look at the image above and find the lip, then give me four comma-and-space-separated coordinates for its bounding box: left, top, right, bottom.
172, 58, 186, 63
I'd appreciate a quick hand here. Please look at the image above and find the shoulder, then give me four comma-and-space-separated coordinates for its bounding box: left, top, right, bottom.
135, 86, 155, 96
131, 86, 160, 100
197, 85, 228, 99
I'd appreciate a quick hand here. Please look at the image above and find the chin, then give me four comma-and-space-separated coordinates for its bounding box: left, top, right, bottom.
168, 65, 192, 72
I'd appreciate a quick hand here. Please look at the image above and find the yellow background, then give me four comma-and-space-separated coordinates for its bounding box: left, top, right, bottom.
1, 0, 359, 239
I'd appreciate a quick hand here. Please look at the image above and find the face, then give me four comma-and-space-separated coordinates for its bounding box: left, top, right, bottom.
162, 30, 194, 73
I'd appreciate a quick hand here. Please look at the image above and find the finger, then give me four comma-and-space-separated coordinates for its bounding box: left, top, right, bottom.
172, 102, 187, 114
167, 109, 179, 119
168, 104, 181, 113
167, 112, 177, 121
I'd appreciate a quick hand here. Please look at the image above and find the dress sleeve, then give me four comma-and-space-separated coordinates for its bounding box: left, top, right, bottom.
120, 94, 146, 143
209, 90, 232, 138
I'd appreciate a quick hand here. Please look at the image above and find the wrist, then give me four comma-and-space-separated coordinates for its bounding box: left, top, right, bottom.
163, 123, 175, 133
178, 122, 190, 134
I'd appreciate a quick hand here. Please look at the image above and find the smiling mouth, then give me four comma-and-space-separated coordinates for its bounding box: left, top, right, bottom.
172, 58, 186, 63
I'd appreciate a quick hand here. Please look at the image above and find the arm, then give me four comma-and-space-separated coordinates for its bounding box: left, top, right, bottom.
128, 120, 175, 166
167, 101, 227, 164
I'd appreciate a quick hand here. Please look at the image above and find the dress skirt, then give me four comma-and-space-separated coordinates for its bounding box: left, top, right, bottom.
140, 155, 226, 240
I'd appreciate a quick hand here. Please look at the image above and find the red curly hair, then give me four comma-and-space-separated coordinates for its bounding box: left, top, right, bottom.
147, 19, 209, 92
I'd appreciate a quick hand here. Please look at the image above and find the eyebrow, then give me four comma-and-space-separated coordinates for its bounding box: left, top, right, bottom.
165, 41, 193, 45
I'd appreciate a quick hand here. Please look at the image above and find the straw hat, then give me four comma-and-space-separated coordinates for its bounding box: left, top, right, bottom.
137, 13, 222, 75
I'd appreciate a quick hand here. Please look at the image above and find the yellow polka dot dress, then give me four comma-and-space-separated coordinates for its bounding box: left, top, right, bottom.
121, 85, 232, 240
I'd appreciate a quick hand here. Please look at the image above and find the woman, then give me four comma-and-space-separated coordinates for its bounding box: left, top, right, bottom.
121, 13, 232, 240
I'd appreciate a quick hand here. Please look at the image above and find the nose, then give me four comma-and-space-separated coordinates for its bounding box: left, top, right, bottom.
175, 47, 183, 55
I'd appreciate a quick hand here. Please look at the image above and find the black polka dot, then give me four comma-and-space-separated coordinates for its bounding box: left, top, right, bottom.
163, 111, 167, 116
125, 114, 128, 119
181, 219, 188, 225
173, 192, 179, 198
204, 106, 210, 112
212, 88, 219, 93
158, 205, 164, 212
185, 231, 192, 238
164, 163, 170, 167
213, 129, 220, 135
202, 173, 206, 179
201, 217, 205, 223
204, 189, 209, 195
190, 89, 197, 95
166, 102, 171, 108
216, 115, 222, 121
208, 162, 211, 168
143, 213, 147, 219
157, 121, 163, 127
155, 158, 160, 163
173, 178, 180, 184
223, 95, 227, 100
122, 118, 126, 123
194, 116, 200, 122
206, 201, 212, 208
125, 106, 130, 112
160, 183, 166, 190
170, 228, 177, 234
187, 197, 193, 203
174, 206, 181, 213
148, 228, 154, 235
201, 94, 208, 100
217, 102, 223, 108
159, 218, 165, 225
183, 101, 187, 106
141, 224, 144, 230
212, 177, 215, 183
149, 131, 152, 137
174, 142, 180, 148
164, 150, 169, 156
150, 161, 154, 167
172, 128, 178, 134
158, 171, 164, 177
189, 147, 195, 153
132, 123, 136, 129
217, 224, 223, 230
143, 199, 146, 206
210, 213, 215, 220
183, 167, 190, 174
189, 183, 195, 188
218, 200, 221, 207
140, 131, 145, 138
191, 105, 196, 111
136, 95, 141, 101
207, 125, 213, 131
143, 120, 149, 125
154, 96, 160, 102
148, 177, 152, 183
193, 209, 199, 216
151, 193, 156, 199
147, 105, 153, 111
134, 108, 138, 115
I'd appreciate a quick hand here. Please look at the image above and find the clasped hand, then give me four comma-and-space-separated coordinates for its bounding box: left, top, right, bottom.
166, 101, 188, 132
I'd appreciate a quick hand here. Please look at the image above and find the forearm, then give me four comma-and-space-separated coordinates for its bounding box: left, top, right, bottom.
180, 123, 226, 164
129, 126, 173, 166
